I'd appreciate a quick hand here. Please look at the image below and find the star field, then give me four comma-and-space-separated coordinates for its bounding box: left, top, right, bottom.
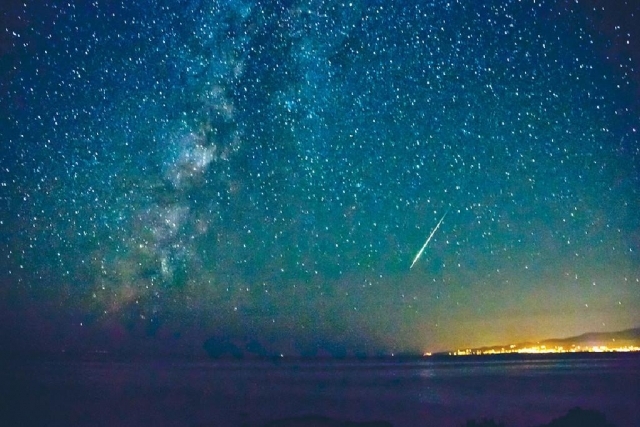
1, 0, 639, 355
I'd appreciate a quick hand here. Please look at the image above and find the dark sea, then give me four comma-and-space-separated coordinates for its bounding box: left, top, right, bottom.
1, 353, 638, 427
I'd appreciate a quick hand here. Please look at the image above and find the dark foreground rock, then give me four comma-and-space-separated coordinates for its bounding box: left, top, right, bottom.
538, 407, 615, 427
259, 407, 616, 427
261, 415, 393, 427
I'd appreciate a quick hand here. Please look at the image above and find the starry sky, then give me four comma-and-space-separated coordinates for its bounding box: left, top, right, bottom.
1, 0, 639, 356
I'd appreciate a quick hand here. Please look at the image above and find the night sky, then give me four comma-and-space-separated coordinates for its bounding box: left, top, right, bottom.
2, 0, 639, 357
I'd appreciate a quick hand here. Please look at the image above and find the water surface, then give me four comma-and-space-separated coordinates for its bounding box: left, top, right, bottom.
1, 354, 638, 426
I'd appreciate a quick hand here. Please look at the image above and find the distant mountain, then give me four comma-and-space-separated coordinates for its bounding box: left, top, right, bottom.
441, 327, 640, 355
543, 327, 640, 345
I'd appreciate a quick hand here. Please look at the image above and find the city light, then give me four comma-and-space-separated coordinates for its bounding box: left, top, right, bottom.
438, 344, 640, 356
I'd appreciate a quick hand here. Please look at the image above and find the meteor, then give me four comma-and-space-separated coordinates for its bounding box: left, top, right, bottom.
410, 210, 449, 269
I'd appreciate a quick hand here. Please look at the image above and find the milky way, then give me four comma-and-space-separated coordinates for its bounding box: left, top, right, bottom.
2, 0, 639, 355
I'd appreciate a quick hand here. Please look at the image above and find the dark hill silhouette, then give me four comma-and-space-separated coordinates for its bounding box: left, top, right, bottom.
462, 418, 506, 427
441, 326, 640, 355
260, 416, 392, 427
258, 408, 616, 427
545, 328, 640, 345
537, 407, 615, 427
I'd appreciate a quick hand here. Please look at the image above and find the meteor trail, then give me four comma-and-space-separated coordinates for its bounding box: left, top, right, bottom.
410, 210, 449, 269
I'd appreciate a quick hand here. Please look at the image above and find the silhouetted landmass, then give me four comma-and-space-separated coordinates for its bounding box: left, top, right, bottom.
544, 328, 640, 346
439, 327, 640, 355
537, 407, 615, 427
259, 408, 616, 427
452, 408, 616, 427
202, 335, 269, 359
202, 335, 390, 360
462, 418, 506, 427
461, 408, 615, 427
260, 415, 392, 427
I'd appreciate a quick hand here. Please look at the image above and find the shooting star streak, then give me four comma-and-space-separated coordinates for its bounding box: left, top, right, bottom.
410, 210, 449, 269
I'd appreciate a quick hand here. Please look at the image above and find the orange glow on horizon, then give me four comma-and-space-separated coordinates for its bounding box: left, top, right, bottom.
422, 344, 640, 356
